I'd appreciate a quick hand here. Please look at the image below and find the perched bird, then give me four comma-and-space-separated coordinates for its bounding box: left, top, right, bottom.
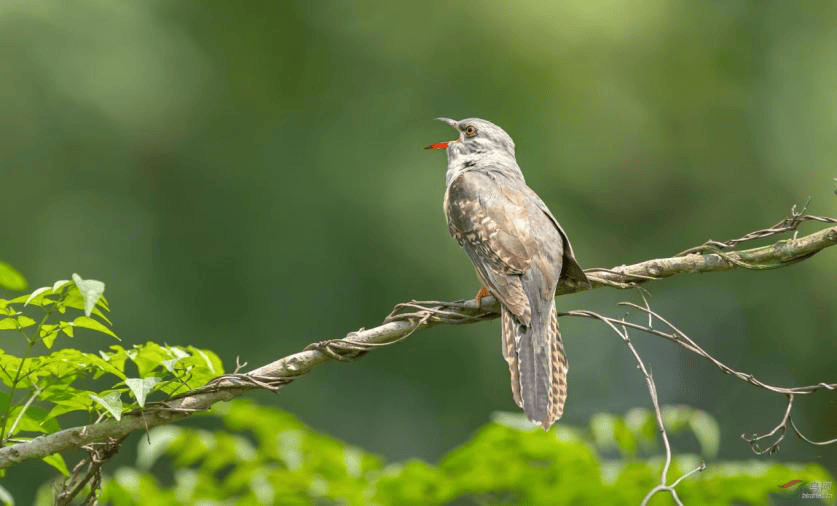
427, 118, 589, 429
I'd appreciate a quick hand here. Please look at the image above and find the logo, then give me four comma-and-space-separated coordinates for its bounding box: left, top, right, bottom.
779, 480, 834, 500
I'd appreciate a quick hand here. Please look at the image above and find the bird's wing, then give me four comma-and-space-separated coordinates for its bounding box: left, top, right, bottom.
445, 172, 538, 325
519, 186, 590, 288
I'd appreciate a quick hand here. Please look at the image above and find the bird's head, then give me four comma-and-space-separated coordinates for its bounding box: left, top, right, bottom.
426, 117, 516, 161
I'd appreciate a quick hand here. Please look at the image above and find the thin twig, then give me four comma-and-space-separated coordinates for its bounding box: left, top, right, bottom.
561, 308, 836, 455
568, 307, 705, 504
617, 303, 837, 396
675, 202, 836, 256
740, 394, 837, 454
56, 435, 127, 506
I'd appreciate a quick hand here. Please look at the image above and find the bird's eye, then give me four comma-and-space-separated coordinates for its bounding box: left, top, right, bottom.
464, 125, 477, 137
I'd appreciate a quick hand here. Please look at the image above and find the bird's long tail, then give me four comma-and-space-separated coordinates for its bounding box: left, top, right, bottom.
501, 302, 567, 429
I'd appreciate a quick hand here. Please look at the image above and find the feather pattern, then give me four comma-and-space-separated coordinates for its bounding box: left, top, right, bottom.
501, 307, 523, 408
547, 303, 568, 425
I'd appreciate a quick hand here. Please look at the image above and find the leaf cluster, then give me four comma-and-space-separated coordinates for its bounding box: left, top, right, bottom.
87, 402, 832, 506
0, 271, 223, 487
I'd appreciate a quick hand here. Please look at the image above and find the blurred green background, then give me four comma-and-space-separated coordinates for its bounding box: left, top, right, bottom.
1, 0, 836, 501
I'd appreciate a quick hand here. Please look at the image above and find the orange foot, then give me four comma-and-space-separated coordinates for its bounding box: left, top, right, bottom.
474, 287, 490, 307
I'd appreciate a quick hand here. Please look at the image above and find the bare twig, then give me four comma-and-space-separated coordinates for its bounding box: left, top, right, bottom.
740, 394, 837, 455
55, 435, 127, 506
561, 308, 837, 455
565, 308, 706, 504
675, 202, 836, 256
615, 303, 837, 396
0, 210, 835, 471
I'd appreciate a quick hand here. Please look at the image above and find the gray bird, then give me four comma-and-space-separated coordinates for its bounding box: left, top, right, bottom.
427, 117, 589, 429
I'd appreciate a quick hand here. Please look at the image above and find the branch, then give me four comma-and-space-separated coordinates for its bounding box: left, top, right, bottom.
573, 215, 837, 293
0, 212, 835, 470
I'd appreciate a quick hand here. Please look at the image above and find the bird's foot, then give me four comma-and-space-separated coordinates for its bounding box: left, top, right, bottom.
474, 287, 490, 307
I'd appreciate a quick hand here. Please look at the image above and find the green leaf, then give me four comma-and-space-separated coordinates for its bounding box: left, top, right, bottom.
52, 279, 70, 293
689, 410, 720, 458
90, 392, 123, 421
24, 287, 51, 307
4, 406, 60, 437
180, 346, 224, 387
160, 358, 179, 373
41, 332, 58, 349
29, 349, 91, 383
71, 274, 105, 318
0, 352, 22, 387
0, 482, 13, 506
150, 346, 224, 394
589, 411, 638, 455
129, 342, 170, 377
0, 300, 13, 316
41, 453, 70, 476
96, 294, 111, 312
624, 407, 657, 447
190, 347, 221, 375
0, 262, 26, 291
38, 324, 59, 349
45, 404, 88, 422
0, 316, 36, 330
86, 353, 127, 380
662, 405, 691, 432
59, 321, 74, 338
96, 346, 128, 379
137, 426, 183, 470
60, 288, 112, 323
125, 377, 161, 407
591, 412, 618, 450
43, 386, 96, 421
73, 316, 119, 340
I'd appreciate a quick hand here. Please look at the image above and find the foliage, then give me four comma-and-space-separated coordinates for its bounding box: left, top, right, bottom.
0, 270, 223, 493
75, 401, 832, 506
0, 264, 26, 292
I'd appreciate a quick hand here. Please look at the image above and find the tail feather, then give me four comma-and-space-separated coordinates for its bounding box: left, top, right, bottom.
501, 308, 523, 408
501, 302, 567, 430
517, 324, 550, 426
546, 304, 568, 426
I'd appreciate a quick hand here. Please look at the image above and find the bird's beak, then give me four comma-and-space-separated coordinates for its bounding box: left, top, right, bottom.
425, 117, 459, 150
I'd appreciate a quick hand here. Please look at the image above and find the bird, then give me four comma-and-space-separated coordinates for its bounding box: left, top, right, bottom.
427, 117, 589, 429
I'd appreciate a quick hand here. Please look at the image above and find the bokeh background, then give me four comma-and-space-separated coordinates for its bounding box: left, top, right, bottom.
1, 0, 836, 501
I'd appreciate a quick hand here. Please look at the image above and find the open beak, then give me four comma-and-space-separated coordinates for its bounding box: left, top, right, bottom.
425, 117, 459, 150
